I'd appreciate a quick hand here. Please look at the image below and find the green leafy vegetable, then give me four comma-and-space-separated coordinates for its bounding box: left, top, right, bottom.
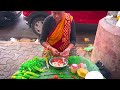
84, 45, 93, 51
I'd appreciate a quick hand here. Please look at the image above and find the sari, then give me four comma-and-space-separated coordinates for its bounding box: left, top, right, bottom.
47, 13, 73, 52
42, 13, 73, 58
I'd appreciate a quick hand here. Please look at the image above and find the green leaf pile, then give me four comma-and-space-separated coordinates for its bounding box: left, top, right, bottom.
84, 45, 93, 51
19, 56, 46, 72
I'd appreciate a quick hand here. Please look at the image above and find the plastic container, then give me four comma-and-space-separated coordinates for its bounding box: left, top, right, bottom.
78, 63, 84, 68
70, 64, 78, 73
78, 63, 88, 70
77, 68, 88, 78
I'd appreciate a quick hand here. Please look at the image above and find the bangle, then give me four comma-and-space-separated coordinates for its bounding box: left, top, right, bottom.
47, 45, 50, 49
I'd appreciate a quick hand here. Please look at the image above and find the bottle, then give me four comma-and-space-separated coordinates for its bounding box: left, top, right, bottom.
70, 64, 78, 73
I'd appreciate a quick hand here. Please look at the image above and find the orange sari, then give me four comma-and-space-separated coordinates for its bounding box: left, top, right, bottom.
46, 13, 73, 52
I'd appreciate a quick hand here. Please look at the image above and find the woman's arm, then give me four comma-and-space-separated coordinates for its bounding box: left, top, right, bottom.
39, 16, 50, 46
40, 16, 60, 56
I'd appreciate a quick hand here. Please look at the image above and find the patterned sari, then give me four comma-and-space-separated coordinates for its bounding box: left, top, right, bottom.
42, 13, 73, 58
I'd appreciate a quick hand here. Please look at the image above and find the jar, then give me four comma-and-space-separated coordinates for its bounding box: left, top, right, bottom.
70, 64, 78, 73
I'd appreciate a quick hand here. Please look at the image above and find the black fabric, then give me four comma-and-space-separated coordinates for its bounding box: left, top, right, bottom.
95, 61, 111, 79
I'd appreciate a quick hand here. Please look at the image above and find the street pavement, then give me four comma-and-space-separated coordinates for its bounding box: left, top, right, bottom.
0, 41, 42, 79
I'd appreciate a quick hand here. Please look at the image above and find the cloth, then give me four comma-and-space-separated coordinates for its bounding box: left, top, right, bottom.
40, 13, 76, 50
46, 13, 73, 52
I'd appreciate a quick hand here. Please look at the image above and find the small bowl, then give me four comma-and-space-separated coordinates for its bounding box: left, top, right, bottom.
49, 57, 68, 69
77, 68, 88, 78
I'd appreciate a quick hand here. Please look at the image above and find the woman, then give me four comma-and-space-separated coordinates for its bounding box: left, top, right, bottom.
40, 11, 76, 59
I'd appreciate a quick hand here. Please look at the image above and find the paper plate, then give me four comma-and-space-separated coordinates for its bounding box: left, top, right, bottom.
85, 71, 104, 79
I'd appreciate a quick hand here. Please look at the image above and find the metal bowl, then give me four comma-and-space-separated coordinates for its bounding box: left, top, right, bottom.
49, 57, 68, 69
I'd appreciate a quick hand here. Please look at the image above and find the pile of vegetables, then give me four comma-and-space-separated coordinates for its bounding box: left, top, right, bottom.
11, 70, 40, 79
11, 56, 47, 79
11, 56, 100, 79
11, 56, 80, 79
19, 56, 46, 72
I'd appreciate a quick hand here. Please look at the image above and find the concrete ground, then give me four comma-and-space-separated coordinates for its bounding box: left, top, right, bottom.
0, 41, 43, 79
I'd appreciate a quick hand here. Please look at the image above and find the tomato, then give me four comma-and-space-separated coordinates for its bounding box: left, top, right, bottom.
53, 75, 58, 79
52, 59, 65, 67
53, 59, 64, 63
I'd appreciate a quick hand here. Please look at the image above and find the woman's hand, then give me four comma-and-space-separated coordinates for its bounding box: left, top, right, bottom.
60, 48, 70, 58
49, 47, 60, 56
